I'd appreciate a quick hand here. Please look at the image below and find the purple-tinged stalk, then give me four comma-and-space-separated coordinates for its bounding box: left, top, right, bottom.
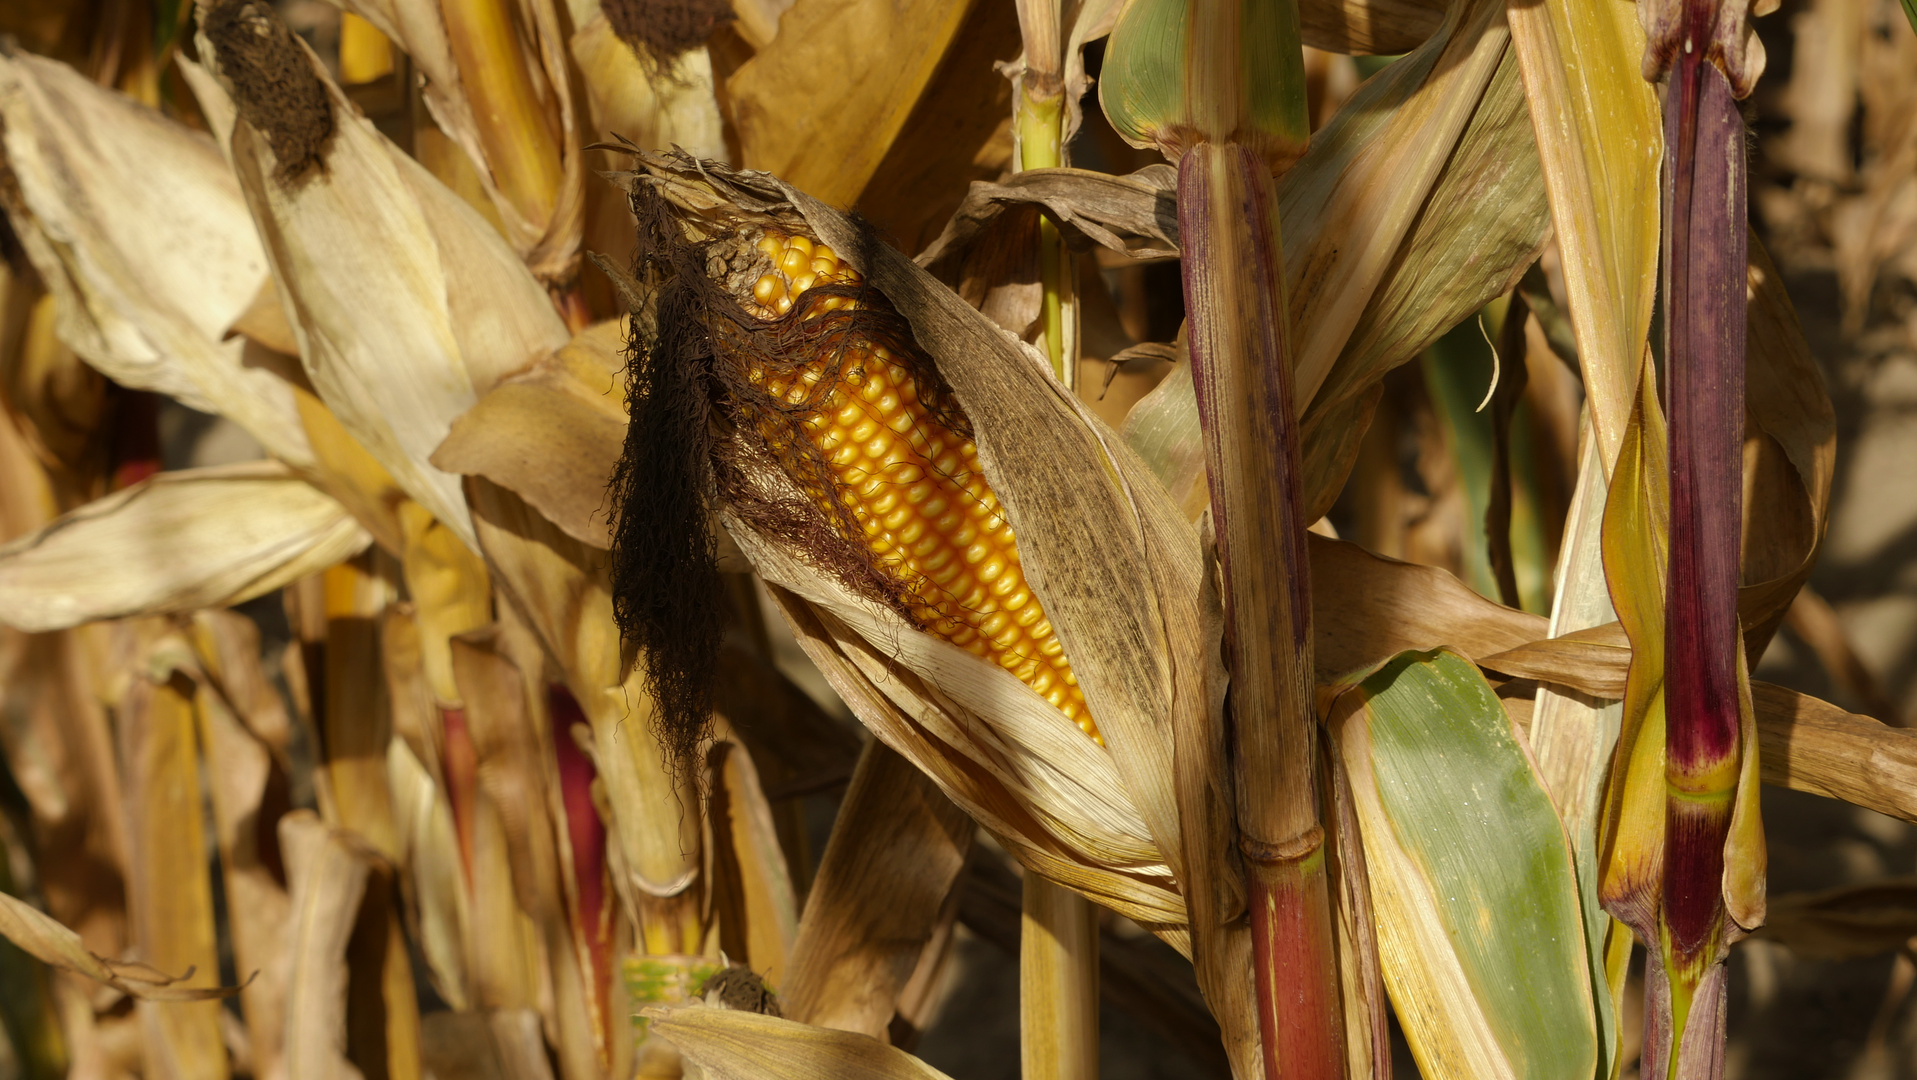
1637, 0, 1767, 1073
1657, 45, 1745, 1073
1101, 0, 1338, 1071
1179, 143, 1343, 1080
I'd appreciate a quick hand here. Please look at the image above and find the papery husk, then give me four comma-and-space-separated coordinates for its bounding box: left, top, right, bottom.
333, 0, 587, 283
0, 46, 313, 468
571, 15, 724, 161
181, 34, 571, 549
0, 462, 371, 633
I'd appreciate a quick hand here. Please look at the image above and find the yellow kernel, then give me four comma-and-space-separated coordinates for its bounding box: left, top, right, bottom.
753, 275, 786, 306
790, 272, 818, 296
787, 235, 814, 258
978, 558, 1006, 584
757, 235, 784, 257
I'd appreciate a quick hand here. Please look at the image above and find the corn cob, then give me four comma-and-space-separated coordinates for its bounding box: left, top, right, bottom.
744, 231, 1099, 743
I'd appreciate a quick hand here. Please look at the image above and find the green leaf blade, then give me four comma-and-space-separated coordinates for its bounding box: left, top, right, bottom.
1344, 649, 1598, 1080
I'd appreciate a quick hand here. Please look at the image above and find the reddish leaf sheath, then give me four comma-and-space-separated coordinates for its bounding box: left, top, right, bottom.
1660, 41, 1746, 963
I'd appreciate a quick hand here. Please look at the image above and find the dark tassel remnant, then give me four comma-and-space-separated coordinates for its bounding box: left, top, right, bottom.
201, 0, 334, 184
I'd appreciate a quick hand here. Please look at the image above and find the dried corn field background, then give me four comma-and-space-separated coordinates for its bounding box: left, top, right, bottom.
0, 0, 1915, 1079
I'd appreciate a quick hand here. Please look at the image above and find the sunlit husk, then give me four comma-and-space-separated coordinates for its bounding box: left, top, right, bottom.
0, 47, 313, 468
182, 33, 570, 549
0, 463, 371, 633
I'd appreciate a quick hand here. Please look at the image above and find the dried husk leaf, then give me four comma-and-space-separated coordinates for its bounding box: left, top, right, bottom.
335, 0, 587, 282
184, 36, 570, 548
434, 321, 628, 549
725, 0, 976, 206
778, 742, 969, 1036
0, 47, 312, 468
571, 15, 725, 161
0, 463, 371, 633
0, 892, 232, 1003
648, 1005, 957, 1080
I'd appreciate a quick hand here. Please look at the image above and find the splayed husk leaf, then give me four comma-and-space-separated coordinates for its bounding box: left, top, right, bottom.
434, 320, 628, 549
0, 463, 371, 633
182, 32, 570, 549
1330, 649, 1596, 1080
0, 47, 313, 468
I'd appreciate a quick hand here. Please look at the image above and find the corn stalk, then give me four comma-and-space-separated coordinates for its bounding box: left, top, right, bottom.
1101, 1, 1340, 1075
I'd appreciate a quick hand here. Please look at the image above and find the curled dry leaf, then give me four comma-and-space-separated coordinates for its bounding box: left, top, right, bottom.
0, 892, 239, 1003
184, 24, 571, 549
0, 46, 313, 468
0, 462, 371, 633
